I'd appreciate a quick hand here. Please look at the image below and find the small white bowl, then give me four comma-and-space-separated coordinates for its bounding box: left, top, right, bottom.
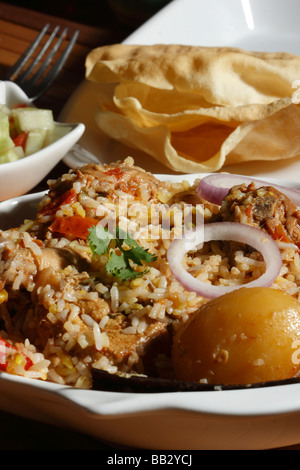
0, 81, 85, 201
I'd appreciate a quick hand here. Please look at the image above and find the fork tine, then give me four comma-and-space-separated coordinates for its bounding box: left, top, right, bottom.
28, 27, 69, 85
16, 25, 61, 85
24, 29, 80, 101
5, 24, 50, 80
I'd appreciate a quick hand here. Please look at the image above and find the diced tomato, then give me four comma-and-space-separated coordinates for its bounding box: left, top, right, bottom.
39, 188, 78, 216
0, 336, 33, 372
245, 206, 252, 218
268, 222, 300, 252
0, 337, 11, 371
270, 223, 292, 243
13, 131, 28, 150
105, 167, 124, 181
24, 356, 33, 370
49, 215, 98, 240
12, 103, 29, 109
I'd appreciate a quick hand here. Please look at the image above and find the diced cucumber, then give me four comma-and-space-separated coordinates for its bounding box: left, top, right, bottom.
0, 104, 11, 116
14, 146, 25, 159
24, 129, 47, 156
0, 111, 14, 155
44, 124, 72, 146
12, 108, 55, 133
0, 103, 69, 165
0, 148, 21, 164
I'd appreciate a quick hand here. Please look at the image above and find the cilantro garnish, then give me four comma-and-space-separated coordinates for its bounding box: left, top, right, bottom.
88, 225, 157, 281
88, 224, 114, 256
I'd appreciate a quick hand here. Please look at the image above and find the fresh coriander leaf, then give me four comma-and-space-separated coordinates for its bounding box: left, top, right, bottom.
106, 250, 146, 280
126, 245, 157, 266
115, 226, 158, 265
88, 225, 113, 256
88, 224, 157, 281
106, 250, 127, 274
115, 226, 139, 248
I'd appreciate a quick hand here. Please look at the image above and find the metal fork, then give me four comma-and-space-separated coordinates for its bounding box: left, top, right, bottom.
5, 24, 79, 101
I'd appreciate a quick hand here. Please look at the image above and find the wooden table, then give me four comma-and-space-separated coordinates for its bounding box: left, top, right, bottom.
0, 1, 299, 452
0, 1, 136, 451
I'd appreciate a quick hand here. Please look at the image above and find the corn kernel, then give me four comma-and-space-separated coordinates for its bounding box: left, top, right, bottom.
14, 353, 24, 366
58, 350, 75, 370
130, 278, 143, 288
157, 190, 172, 204
72, 202, 86, 218
49, 304, 57, 314
0, 289, 8, 304
131, 303, 143, 310
19, 219, 34, 232
182, 180, 191, 190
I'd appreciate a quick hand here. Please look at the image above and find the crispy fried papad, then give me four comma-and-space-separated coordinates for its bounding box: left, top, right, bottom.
85, 44, 300, 173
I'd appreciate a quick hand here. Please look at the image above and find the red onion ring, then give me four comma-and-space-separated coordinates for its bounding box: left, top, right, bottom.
196, 174, 300, 206
167, 222, 282, 299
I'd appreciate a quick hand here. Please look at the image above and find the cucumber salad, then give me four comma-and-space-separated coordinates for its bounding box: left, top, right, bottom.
0, 104, 70, 164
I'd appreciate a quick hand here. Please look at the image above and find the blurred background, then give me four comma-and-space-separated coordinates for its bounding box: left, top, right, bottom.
5, 0, 172, 30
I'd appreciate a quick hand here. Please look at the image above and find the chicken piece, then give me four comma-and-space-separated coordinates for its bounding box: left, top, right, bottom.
23, 293, 111, 351
45, 159, 164, 209
25, 293, 170, 376
36, 160, 165, 235
99, 315, 170, 375
35, 247, 89, 273
168, 189, 204, 206
1, 237, 90, 295
79, 160, 164, 202
220, 182, 300, 245
0, 247, 37, 291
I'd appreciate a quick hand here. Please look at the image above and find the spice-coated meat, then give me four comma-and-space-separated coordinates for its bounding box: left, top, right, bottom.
220, 182, 300, 245
47, 160, 163, 205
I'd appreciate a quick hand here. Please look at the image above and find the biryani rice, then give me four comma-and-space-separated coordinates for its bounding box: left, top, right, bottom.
0, 157, 300, 389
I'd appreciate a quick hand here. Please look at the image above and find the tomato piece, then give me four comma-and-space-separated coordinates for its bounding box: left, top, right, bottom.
245, 206, 252, 218
269, 222, 292, 243
49, 215, 98, 240
105, 167, 124, 180
13, 131, 28, 149
12, 103, 29, 108
39, 188, 78, 216
0, 337, 11, 371
0, 336, 33, 372
24, 356, 33, 370
0, 336, 16, 371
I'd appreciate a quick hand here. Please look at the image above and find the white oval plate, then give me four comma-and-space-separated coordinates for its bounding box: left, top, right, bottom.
1, 176, 300, 450
60, 0, 300, 181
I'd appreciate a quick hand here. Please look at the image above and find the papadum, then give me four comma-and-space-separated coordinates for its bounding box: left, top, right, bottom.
85, 44, 300, 173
